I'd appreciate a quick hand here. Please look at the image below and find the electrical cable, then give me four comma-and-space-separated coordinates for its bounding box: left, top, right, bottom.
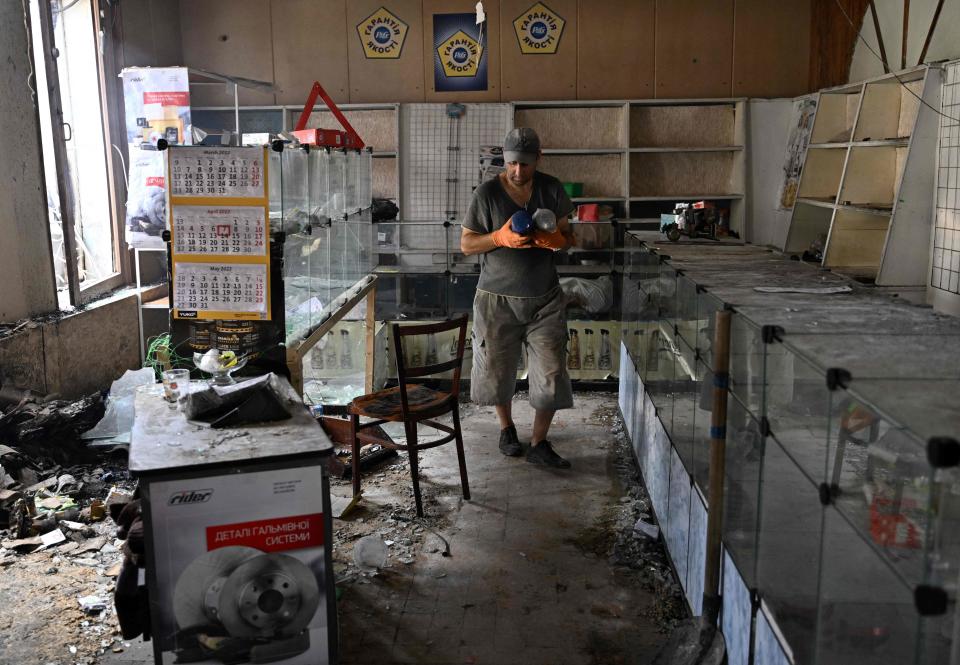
112, 144, 128, 189
831, 0, 959, 124
20, 0, 36, 102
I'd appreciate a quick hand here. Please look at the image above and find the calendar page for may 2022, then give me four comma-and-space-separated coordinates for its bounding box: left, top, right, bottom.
166, 146, 272, 321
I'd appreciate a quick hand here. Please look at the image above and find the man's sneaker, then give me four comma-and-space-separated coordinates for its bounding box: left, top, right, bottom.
526, 440, 571, 468
498, 425, 523, 457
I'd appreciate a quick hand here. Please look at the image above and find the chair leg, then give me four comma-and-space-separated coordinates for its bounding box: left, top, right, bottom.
405, 422, 424, 517
351, 414, 361, 498
452, 402, 470, 501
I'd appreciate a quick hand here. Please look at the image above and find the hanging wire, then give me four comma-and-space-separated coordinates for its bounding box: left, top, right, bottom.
20, 0, 36, 102
831, 0, 959, 124
144, 333, 191, 378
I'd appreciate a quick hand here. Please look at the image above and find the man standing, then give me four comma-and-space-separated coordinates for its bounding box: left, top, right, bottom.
460, 128, 576, 468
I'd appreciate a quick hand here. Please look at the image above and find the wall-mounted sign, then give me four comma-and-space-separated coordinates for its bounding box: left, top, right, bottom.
433, 13, 487, 92
513, 2, 565, 54
437, 30, 483, 78
356, 6, 408, 59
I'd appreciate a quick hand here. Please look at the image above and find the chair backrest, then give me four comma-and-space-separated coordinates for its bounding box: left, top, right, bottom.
391, 315, 469, 412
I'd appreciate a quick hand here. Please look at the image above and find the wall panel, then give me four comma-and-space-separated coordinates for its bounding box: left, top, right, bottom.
577, 0, 655, 99
272, 0, 349, 105
180, 0, 276, 105
733, 0, 811, 98
423, 0, 502, 102
500, 0, 578, 101
654, 0, 734, 98
347, 0, 425, 103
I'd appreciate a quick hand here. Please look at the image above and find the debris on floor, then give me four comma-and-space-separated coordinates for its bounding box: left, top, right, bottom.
0, 444, 137, 664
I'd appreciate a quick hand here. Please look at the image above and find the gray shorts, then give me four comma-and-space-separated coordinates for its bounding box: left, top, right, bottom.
470, 286, 574, 411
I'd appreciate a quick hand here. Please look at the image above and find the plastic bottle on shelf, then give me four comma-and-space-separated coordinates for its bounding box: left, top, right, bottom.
567, 329, 581, 370
340, 329, 352, 369
583, 328, 596, 369
598, 329, 611, 370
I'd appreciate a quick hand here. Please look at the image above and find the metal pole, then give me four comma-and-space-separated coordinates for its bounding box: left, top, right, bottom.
702, 308, 732, 625
869, 1, 890, 73
234, 83, 240, 142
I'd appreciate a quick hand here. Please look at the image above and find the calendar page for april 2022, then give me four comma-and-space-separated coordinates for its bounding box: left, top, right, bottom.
166, 146, 272, 321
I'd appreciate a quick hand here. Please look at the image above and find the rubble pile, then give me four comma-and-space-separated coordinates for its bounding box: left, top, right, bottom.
0, 384, 142, 662
593, 403, 688, 632
329, 459, 455, 583
0, 390, 106, 463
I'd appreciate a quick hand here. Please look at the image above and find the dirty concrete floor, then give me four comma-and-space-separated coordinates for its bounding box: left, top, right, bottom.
92, 392, 685, 665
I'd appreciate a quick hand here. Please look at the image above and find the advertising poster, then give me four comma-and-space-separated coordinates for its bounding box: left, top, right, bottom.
433, 13, 487, 93
356, 6, 409, 59
121, 67, 193, 249
777, 97, 818, 210
147, 466, 332, 664
512, 2, 566, 54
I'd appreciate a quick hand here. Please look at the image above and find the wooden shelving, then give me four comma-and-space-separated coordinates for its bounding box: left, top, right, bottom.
511, 99, 748, 236
783, 66, 942, 285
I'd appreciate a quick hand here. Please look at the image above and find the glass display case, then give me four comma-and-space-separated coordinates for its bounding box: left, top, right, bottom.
271, 144, 376, 406
619, 238, 960, 665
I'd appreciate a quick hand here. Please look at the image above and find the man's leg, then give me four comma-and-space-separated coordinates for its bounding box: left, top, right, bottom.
531, 408, 554, 446
470, 291, 524, 456
496, 402, 522, 456
523, 289, 573, 468
496, 402, 514, 430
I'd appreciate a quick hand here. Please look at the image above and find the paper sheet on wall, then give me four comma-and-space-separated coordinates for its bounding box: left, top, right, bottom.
173, 263, 268, 318
169, 147, 265, 198
172, 206, 267, 257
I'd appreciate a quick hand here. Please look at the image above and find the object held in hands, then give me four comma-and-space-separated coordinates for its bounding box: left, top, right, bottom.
510, 209, 535, 235
532, 208, 557, 232
491, 218, 532, 249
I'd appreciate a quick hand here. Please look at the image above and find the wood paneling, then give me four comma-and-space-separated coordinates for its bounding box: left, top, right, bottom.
733, 0, 811, 97
655, 0, 734, 98
179, 0, 276, 105
500, 0, 578, 101
119, 0, 183, 68
423, 0, 501, 101
272, 0, 349, 105
347, 0, 425, 103
810, 0, 870, 90
516, 106, 624, 148
577, 0, 655, 99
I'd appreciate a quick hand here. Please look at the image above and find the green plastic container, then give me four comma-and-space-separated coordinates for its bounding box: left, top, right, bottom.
562, 182, 583, 197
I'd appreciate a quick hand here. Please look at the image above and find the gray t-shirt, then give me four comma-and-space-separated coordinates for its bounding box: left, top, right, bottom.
462, 171, 575, 297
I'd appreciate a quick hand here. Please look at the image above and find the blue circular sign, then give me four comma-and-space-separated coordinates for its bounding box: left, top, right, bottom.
452, 47, 469, 63
373, 26, 391, 44
530, 21, 548, 39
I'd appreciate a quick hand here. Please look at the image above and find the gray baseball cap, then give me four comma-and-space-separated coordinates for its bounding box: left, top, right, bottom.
503, 127, 541, 165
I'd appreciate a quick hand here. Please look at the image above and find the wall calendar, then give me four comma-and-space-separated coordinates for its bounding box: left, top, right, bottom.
167, 146, 272, 321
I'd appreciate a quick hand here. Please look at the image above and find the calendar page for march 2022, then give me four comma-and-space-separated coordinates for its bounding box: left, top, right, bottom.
166, 146, 272, 321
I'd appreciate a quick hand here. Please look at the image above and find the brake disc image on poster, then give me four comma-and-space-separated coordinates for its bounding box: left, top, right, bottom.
148, 466, 332, 664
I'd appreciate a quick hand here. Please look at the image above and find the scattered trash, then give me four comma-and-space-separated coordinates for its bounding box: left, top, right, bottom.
353, 534, 387, 572
78, 595, 109, 614
39, 528, 66, 547
634, 519, 661, 540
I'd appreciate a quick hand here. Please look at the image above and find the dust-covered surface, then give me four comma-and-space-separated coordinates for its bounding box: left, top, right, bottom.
1, 392, 689, 665
586, 401, 688, 632
0, 464, 136, 665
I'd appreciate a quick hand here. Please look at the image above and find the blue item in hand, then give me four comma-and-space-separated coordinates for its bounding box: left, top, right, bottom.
511, 210, 535, 235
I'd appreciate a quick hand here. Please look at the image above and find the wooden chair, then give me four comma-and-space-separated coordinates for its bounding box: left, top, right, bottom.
348, 315, 470, 516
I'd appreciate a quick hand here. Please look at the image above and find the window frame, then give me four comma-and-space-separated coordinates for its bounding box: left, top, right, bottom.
33, 0, 132, 308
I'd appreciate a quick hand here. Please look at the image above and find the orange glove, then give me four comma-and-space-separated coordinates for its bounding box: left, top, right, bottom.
491, 218, 532, 249
533, 228, 567, 250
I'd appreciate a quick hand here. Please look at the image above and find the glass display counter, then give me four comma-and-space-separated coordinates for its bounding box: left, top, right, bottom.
619, 239, 960, 665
